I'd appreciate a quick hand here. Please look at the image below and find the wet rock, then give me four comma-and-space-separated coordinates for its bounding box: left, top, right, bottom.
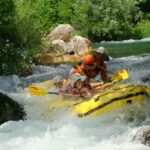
34, 53, 55, 64
35, 52, 84, 64
0, 92, 26, 125
133, 127, 150, 147
35, 24, 91, 64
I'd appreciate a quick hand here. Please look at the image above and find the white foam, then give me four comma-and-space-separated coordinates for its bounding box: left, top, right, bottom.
101, 37, 150, 44
0, 114, 149, 150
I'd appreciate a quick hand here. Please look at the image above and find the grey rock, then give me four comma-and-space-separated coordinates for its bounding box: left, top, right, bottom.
46, 24, 74, 42
0, 92, 26, 125
133, 127, 150, 147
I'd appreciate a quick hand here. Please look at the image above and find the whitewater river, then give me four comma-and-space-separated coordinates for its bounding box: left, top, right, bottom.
0, 53, 150, 150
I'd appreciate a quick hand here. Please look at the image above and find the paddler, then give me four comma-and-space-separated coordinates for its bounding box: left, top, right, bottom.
64, 73, 92, 98
48, 75, 64, 95
81, 47, 111, 81
67, 61, 84, 81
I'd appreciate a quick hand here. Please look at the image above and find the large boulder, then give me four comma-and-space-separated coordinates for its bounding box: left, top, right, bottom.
133, 127, 150, 147
35, 53, 55, 64
51, 40, 68, 53
35, 52, 82, 64
35, 24, 92, 64
51, 36, 91, 55
69, 36, 91, 55
46, 24, 74, 42
0, 92, 25, 125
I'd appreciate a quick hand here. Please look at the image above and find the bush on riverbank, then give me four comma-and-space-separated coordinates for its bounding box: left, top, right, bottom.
0, 43, 31, 76
0, 0, 31, 76
134, 20, 150, 38
13, 0, 145, 43
0, 0, 150, 75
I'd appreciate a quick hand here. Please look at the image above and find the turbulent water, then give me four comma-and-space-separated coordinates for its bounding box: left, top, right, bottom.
0, 53, 150, 150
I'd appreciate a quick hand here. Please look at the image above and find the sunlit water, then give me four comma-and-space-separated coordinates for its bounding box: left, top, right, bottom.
0, 53, 150, 150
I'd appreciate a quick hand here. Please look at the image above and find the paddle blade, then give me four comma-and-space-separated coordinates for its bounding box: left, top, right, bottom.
28, 85, 48, 96
111, 69, 129, 82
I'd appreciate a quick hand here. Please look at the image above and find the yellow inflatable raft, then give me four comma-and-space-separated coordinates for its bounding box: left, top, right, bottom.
74, 83, 150, 117
29, 81, 150, 118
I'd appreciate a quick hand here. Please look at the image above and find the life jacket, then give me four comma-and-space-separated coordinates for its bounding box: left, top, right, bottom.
67, 65, 84, 81
76, 65, 84, 75
82, 54, 96, 78
82, 54, 106, 79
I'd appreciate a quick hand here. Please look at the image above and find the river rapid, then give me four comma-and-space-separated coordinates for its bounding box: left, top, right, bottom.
0, 53, 150, 150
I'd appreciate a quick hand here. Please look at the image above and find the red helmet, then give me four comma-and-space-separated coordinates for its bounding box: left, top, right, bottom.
83, 54, 95, 65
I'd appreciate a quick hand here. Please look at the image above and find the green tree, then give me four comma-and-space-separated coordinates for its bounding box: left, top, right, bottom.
0, 0, 29, 75
13, 0, 146, 43
71, 0, 144, 41
139, 0, 150, 13
14, 0, 60, 47
0, 0, 15, 47
57, 0, 74, 24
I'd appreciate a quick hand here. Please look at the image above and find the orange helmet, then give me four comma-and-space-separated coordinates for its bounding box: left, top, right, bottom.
83, 54, 95, 65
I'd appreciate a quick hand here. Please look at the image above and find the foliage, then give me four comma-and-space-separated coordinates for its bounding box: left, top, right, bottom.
0, 0, 14, 26
70, 0, 144, 41
0, 42, 30, 75
13, 0, 60, 47
134, 20, 150, 38
0, 0, 30, 76
57, 0, 74, 24
0, 0, 14, 47
139, 0, 150, 13
13, 0, 146, 44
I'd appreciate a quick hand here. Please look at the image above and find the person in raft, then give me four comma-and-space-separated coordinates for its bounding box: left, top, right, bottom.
81, 47, 111, 81
48, 75, 64, 94
64, 73, 92, 98
67, 47, 111, 82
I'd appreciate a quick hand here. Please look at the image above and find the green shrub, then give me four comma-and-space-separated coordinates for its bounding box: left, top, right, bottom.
0, 42, 30, 76
0, 0, 14, 46
13, 0, 146, 44
134, 20, 150, 38
0, 0, 31, 75
13, 0, 59, 48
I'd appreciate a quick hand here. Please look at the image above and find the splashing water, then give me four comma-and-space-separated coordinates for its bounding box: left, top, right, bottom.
0, 54, 150, 150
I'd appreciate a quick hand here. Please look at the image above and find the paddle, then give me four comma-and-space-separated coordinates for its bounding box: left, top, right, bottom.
94, 69, 129, 90
28, 85, 59, 96
111, 69, 129, 83
28, 85, 81, 98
